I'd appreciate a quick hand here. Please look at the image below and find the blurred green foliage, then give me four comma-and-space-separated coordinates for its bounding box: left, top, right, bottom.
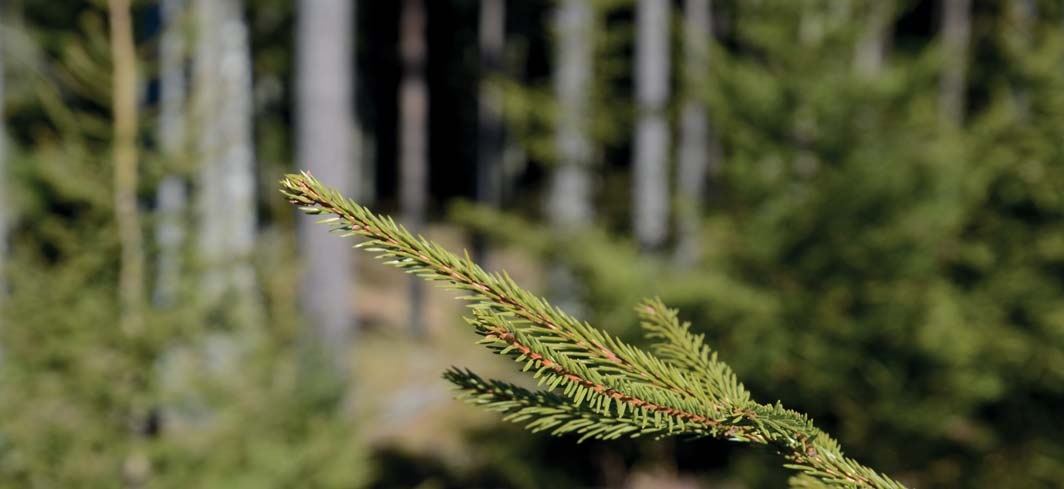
3, 0, 1064, 488
456, 1, 1064, 487
0, 2, 370, 488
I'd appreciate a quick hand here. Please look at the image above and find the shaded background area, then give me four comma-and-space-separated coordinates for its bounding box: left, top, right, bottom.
2, 0, 1064, 488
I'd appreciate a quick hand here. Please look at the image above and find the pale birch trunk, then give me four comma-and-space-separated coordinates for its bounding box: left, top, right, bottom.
939, 0, 971, 127
550, 0, 593, 230
633, 0, 670, 251
674, 0, 716, 267
154, 0, 187, 308
474, 0, 505, 265
297, 0, 357, 367
194, 0, 260, 322
399, 0, 428, 337
548, 0, 594, 315
109, 0, 144, 336
194, 0, 224, 303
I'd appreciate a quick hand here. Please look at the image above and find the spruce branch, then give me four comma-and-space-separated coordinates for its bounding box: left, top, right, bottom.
281, 172, 907, 488
444, 368, 713, 442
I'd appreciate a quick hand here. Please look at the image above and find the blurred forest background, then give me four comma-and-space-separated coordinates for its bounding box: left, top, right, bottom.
2, 0, 1064, 487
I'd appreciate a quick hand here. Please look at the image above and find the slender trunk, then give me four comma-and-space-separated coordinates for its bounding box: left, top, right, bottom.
297, 0, 357, 367
854, 0, 894, 77
0, 6, 7, 300
218, 0, 258, 320
633, 0, 671, 251
939, 0, 971, 127
194, 0, 260, 322
674, 0, 716, 267
109, 0, 144, 336
474, 0, 506, 265
1011, 0, 1036, 117
109, 1, 149, 484
550, 0, 594, 230
399, 0, 428, 337
548, 0, 594, 315
154, 0, 187, 308
194, 0, 224, 303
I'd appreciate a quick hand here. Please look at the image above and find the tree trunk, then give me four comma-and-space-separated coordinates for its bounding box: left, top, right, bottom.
474, 0, 505, 266
194, 0, 260, 322
154, 0, 187, 308
194, 0, 223, 304
109, 0, 144, 336
548, 0, 594, 315
399, 0, 428, 337
550, 0, 594, 230
297, 0, 357, 367
0, 6, 7, 300
109, 0, 149, 483
674, 0, 717, 267
939, 0, 971, 127
1011, 0, 1036, 117
633, 0, 670, 251
854, 0, 894, 77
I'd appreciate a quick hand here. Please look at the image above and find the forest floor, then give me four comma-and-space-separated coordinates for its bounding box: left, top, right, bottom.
349, 224, 544, 470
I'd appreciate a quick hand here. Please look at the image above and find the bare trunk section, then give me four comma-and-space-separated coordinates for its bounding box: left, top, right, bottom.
216, 0, 258, 318
194, 0, 260, 322
194, 0, 223, 303
474, 0, 506, 266
0, 7, 7, 300
399, 0, 428, 337
154, 0, 187, 308
674, 0, 716, 267
854, 0, 894, 77
633, 0, 670, 251
1010, 0, 1037, 117
109, 0, 144, 337
550, 0, 594, 229
109, 0, 149, 484
297, 0, 357, 368
548, 0, 594, 316
939, 0, 971, 127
